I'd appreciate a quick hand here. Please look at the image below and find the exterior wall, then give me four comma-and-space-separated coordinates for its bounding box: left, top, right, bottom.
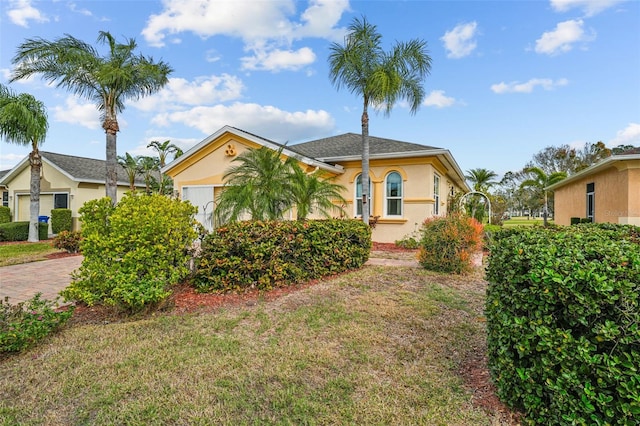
553, 161, 640, 226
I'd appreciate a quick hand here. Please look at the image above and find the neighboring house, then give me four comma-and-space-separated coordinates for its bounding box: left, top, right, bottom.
0, 151, 148, 232
547, 148, 640, 226
0, 169, 9, 209
162, 125, 470, 243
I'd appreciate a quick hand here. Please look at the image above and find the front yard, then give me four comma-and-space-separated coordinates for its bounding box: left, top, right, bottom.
0, 263, 518, 425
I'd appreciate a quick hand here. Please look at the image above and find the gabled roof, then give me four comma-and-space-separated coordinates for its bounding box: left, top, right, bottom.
162, 125, 345, 175
0, 151, 148, 187
289, 133, 441, 160
547, 152, 640, 191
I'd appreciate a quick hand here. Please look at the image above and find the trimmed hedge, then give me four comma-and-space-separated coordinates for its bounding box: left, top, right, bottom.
195, 219, 371, 292
0, 221, 48, 241
485, 223, 640, 425
51, 208, 72, 233
0, 206, 10, 224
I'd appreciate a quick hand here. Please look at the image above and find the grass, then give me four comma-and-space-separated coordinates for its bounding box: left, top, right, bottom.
0, 241, 59, 267
502, 216, 552, 227
0, 266, 504, 425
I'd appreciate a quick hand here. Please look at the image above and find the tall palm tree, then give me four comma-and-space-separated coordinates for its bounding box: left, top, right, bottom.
147, 139, 183, 168
215, 146, 296, 224
10, 31, 172, 204
465, 168, 498, 193
520, 166, 567, 226
289, 164, 346, 220
328, 16, 431, 224
0, 84, 48, 242
117, 153, 141, 191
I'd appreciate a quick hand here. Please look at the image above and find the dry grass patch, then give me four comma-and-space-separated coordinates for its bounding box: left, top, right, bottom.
0, 266, 509, 425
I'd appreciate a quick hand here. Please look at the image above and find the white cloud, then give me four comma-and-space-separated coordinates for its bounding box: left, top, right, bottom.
241, 47, 316, 72
152, 102, 335, 143
535, 19, 595, 55
609, 123, 640, 146
131, 74, 245, 112
441, 22, 478, 59
52, 96, 101, 129
130, 136, 199, 157
141, 0, 347, 71
7, 0, 48, 27
422, 90, 457, 108
0, 153, 28, 170
491, 78, 569, 94
68, 2, 92, 16
550, 0, 624, 17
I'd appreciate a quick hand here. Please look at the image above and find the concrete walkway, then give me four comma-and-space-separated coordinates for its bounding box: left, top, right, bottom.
0, 256, 83, 304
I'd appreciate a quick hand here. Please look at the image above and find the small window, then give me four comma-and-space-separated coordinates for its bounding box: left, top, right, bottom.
54, 193, 69, 209
434, 174, 441, 215
385, 172, 403, 216
586, 182, 595, 221
355, 174, 372, 217
1, 191, 7, 207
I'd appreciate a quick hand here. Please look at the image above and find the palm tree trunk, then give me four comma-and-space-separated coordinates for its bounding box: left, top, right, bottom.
361, 102, 370, 225
28, 149, 42, 242
103, 115, 119, 204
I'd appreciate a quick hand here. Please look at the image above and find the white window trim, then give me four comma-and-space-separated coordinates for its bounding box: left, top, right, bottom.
384, 171, 403, 217
354, 174, 373, 218
434, 174, 441, 216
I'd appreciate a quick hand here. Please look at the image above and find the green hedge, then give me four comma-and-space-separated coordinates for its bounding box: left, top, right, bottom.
0, 221, 48, 241
485, 224, 640, 425
195, 219, 371, 292
0, 206, 10, 224
51, 208, 72, 233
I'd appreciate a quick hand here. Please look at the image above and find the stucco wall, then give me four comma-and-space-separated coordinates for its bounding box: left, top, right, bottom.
554, 161, 639, 226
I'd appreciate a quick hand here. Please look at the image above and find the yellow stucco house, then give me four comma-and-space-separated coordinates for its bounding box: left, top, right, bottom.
162, 126, 470, 243
0, 151, 146, 232
547, 148, 640, 226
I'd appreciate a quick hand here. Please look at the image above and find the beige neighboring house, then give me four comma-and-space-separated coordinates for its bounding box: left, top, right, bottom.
547, 148, 640, 226
0, 151, 147, 232
162, 125, 470, 243
0, 169, 9, 210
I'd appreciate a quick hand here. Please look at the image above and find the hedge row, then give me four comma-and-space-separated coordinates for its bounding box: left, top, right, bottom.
0, 206, 9, 224
485, 223, 640, 425
51, 209, 72, 233
195, 219, 371, 292
0, 221, 48, 241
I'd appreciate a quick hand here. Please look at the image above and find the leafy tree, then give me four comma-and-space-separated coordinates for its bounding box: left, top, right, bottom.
528, 141, 612, 176
520, 166, 567, 226
11, 31, 172, 204
147, 139, 182, 168
117, 153, 141, 191
138, 156, 159, 194
328, 16, 431, 224
612, 144, 638, 154
289, 165, 346, 220
0, 84, 48, 242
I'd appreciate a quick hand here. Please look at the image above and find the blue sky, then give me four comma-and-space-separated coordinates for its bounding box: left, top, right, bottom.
1, 0, 639, 177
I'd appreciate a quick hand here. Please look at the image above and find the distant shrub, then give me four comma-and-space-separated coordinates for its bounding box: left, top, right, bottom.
1, 294, 73, 353
570, 217, 581, 225
195, 219, 371, 292
51, 209, 72, 233
61, 194, 198, 312
52, 230, 82, 253
0, 221, 48, 241
482, 224, 502, 247
0, 206, 10, 224
417, 213, 483, 274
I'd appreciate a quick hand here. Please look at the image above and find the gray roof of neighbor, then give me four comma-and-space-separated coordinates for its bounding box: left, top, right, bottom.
289, 133, 441, 160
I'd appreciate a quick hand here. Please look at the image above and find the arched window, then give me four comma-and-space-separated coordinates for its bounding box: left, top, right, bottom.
385, 172, 403, 216
354, 174, 372, 217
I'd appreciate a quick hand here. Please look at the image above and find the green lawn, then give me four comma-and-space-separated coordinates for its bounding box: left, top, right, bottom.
502, 216, 552, 227
0, 266, 511, 425
0, 241, 59, 267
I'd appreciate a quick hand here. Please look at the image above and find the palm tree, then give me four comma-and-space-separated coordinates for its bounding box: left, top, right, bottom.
328, 16, 431, 225
10, 31, 172, 204
465, 168, 498, 193
138, 156, 160, 194
0, 84, 48, 242
117, 153, 141, 191
520, 166, 567, 226
147, 139, 183, 168
215, 146, 296, 224
289, 164, 346, 220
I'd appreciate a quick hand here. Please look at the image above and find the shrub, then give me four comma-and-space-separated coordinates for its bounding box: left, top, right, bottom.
485, 224, 640, 425
195, 219, 371, 292
61, 194, 198, 312
0, 221, 48, 241
51, 208, 72, 233
1, 294, 73, 353
395, 236, 419, 249
482, 223, 502, 247
0, 206, 10, 224
417, 213, 483, 274
570, 217, 580, 225
52, 230, 82, 253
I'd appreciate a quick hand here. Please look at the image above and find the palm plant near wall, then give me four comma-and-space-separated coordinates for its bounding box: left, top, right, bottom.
0, 84, 48, 242
289, 165, 346, 220
11, 31, 172, 204
328, 16, 431, 225
117, 153, 141, 191
520, 166, 567, 226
